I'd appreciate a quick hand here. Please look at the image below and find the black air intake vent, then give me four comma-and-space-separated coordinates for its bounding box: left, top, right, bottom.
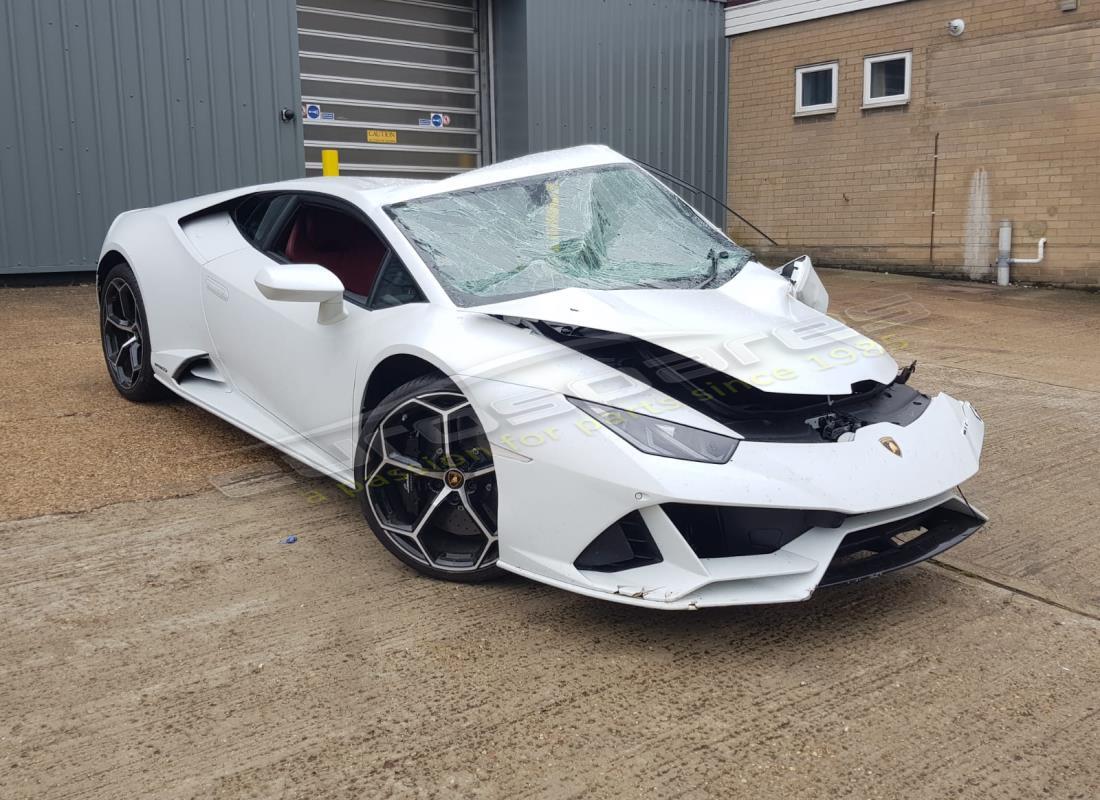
664, 504, 845, 558
574, 512, 662, 572
173, 354, 226, 385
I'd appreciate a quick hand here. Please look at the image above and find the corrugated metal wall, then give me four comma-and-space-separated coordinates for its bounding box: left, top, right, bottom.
0, 0, 304, 274
492, 0, 729, 225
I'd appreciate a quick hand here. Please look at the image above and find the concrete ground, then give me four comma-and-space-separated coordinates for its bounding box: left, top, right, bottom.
1, 270, 1097, 799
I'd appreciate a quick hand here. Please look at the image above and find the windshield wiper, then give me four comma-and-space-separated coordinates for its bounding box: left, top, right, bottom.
698, 248, 730, 289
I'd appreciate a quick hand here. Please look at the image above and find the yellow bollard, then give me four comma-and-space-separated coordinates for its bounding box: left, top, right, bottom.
321, 149, 340, 176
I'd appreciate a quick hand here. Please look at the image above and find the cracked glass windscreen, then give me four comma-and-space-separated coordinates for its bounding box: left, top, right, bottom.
385, 164, 751, 306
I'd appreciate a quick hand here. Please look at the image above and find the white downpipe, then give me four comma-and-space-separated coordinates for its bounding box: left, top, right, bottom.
996, 219, 1047, 286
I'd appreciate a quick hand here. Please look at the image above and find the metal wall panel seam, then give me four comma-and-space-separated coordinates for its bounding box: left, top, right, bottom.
381, 0, 476, 14
299, 50, 477, 74
2, 1, 27, 265
306, 119, 478, 134
263, 1, 281, 182
302, 140, 480, 154
179, 1, 201, 197
299, 29, 477, 55
30, 2, 61, 262
227, 2, 245, 186
159, 0, 182, 197
304, 161, 473, 174
83, 0, 113, 259
298, 73, 479, 94
200, 1, 221, 190
287, 0, 306, 177
131, 3, 157, 205
302, 96, 474, 113
245, 0, 263, 185
689, 0, 700, 214
296, 6, 475, 34
58, 0, 88, 264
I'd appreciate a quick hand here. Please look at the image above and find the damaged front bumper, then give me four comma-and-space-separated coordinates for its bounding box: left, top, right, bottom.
461, 376, 986, 609
504, 492, 985, 610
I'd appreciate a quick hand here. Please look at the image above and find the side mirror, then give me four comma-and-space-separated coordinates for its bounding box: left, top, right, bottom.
776, 255, 829, 313
254, 263, 348, 324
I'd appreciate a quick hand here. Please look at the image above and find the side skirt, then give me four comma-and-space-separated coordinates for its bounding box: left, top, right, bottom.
154, 373, 355, 488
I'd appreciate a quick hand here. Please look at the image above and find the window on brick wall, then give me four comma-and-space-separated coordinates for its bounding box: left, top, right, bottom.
794, 62, 838, 116
863, 52, 911, 108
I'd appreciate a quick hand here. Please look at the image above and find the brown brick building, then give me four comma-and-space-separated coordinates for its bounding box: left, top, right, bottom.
724, 0, 1100, 287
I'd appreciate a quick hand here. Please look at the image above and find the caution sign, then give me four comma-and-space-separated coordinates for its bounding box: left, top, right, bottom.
366, 130, 398, 144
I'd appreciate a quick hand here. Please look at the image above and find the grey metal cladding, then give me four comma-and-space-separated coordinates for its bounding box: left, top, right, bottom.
0, 0, 303, 274
492, 0, 729, 225
298, 0, 482, 179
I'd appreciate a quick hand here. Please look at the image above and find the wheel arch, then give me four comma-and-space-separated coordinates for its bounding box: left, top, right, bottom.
361, 353, 449, 423
96, 249, 129, 296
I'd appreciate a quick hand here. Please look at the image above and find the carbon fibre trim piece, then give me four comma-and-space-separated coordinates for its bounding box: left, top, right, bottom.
819, 502, 986, 587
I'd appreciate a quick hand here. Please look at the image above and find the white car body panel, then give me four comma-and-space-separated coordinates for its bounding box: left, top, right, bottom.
465, 262, 898, 396
98, 145, 986, 609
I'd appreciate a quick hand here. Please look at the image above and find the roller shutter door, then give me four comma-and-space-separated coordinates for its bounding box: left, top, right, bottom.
298, 0, 482, 179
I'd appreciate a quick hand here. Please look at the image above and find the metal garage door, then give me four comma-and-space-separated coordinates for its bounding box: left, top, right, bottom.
297, 0, 482, 179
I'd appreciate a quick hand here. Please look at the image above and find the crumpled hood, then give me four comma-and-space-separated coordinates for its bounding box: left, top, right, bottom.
466, 261, 898, 395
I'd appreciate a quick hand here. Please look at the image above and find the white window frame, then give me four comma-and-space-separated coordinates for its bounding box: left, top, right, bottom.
794, 62, 838, 116
863, 51, 912, 108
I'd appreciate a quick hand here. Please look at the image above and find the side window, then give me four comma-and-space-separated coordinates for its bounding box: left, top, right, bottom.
231, 194, 292, 245
368, 253, 427, 310
271, 200, 389, 302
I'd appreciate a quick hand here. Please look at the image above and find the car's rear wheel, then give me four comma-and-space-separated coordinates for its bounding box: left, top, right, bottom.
355, 375, 503, 582
99, 262, 164, 402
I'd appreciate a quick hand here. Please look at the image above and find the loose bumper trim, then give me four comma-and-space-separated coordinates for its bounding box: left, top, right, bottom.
819, 501, 986, 587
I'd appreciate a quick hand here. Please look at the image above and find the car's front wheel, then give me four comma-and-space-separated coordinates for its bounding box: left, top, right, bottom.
99, 262, 164, 402
355, 376, 502, 582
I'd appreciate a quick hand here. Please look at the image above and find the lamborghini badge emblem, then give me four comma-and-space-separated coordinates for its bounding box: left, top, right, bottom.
879, 436, 902, 457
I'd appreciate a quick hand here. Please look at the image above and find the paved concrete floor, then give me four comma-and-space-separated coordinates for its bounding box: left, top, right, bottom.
1, 270, 1098, 798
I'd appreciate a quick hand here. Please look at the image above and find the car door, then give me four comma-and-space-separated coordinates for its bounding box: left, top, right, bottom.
201, 192, 416, 465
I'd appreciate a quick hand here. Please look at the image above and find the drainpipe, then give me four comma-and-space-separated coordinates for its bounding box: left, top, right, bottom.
996, 220, 1047, 286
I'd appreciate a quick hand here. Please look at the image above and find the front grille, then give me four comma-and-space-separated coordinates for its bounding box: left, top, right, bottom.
664, 504, 845, 558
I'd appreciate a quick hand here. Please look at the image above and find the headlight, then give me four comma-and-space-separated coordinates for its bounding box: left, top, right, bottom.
568, 397, 739, 464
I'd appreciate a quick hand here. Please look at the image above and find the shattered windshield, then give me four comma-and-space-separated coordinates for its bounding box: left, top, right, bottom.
385, 164, 751, 306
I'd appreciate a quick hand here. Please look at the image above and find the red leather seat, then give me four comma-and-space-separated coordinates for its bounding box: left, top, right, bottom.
283, 206, 386, 297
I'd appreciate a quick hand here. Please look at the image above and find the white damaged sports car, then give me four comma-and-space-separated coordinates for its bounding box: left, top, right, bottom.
97, 145, 986, 609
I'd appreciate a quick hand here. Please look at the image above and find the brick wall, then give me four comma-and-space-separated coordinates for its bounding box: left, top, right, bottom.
726, 0, 1100, 287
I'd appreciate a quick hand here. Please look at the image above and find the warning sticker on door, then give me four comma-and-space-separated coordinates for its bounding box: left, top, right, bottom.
366, 130, 398, 144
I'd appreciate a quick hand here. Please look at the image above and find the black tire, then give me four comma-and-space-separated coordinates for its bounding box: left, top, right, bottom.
99, 262, 165, 402
355, 375, 503, 583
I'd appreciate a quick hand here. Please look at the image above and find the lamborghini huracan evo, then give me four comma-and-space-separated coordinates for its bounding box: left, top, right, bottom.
97, 145, 986, 609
